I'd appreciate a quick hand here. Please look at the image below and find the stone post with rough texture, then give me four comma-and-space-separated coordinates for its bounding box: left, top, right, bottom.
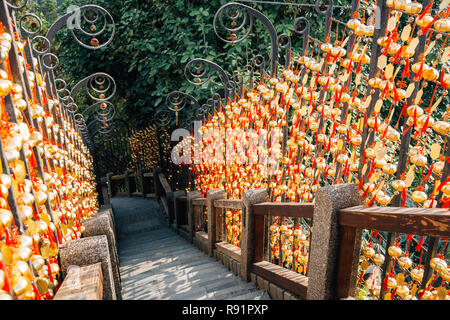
173, 190, 187, 231
306, 184, 362, 300
187, 190, 202, 243
106, 172, 114, 199
207, 189, 226, 257
59, 235, 116, 300
82, 214, 121, 299
101, 179, 110, 205
241, 189, 269, 282
124, 170, 135, 197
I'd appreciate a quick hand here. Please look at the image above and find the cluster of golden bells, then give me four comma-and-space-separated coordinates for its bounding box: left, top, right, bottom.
173, 0, 450, 299
0, 18, 98, 300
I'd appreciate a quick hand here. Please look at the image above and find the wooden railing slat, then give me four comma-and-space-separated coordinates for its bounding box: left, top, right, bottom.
339, 206, 450, 238
253, 202, 314, 219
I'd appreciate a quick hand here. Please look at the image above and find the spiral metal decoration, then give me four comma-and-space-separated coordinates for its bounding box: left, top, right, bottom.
293, 17, 310, 55
6, 0, 28, 11
185, 58, 230, 102
71, 72, 116, 102
155, 110, 172, 127
166, 91, 200, 112
46, 4, 115, 50
213, 2, 278, 77
18, 13, 42, 36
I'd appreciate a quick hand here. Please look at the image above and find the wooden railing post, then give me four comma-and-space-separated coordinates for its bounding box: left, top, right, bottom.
124, 170, 136, 197
187, 191, 202, 243
307, 184, 362, 300
106, 172, 114, 198
241, 189, 269, 282
206, 189, 226, 257
153, 168, 162, 201
172, 190, 187, 231
100, 178, 110, 205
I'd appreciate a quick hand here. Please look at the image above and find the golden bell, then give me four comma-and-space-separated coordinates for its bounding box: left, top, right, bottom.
0, 289, 12, 300
416, 14, 434, 28
398, 256, 413, 269
434, 19, 450, 33
422, 67, 439, 82
396, 285, 409, 298
388, 245, 402, 258
405, 2, 422, 15
373, 253, 385, 265
432, 121, 450, 135
0, 209, 13, 228
430, 257, 447, 272
411, 190, 427, 203
392, 179, 406, 192
12, 276, 29, 297
0, 79, 12, 97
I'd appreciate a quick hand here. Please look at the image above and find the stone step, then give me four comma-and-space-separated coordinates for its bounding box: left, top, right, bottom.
114, 197, 270, 301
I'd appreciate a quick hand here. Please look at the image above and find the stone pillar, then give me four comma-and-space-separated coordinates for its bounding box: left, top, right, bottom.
241, 189, 269, 282
172, 190, 187, 231
82, 214, 121, 299
153, 168, 163, 201
206, 189, 226, 257
306, 184, 362, 300
106, 172, 114, 199
124, 170, 135, 197
139, 170, 146, 198
187, 190, 202, 243
100, 179, 110, 205
59, 235, 116, 300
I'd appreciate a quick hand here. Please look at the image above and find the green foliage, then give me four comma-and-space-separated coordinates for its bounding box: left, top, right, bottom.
22, 0, 355, 127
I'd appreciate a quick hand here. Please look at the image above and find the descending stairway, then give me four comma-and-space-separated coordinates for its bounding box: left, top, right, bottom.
112, 197, 270, 300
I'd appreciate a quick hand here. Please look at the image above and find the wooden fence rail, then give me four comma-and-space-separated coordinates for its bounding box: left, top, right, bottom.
104, 169, 450, 300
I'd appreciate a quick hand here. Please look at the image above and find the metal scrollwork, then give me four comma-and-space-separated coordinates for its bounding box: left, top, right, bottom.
185, 58, 230, 102
213, 2, 278, 77
155, 110, 172, 128
46, 4, 115, 51
6, 0, 28, 11
71, 72, 116, 102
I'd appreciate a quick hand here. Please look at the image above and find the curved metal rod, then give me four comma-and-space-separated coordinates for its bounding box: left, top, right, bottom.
293, 17, 310, 55
166, 90, 200, 112
70, 72, 116, 102
45, 4, 115, 50
213, 2, 279, 77
6, 0, 28, 10
185, 58, 230, 102
277, 33, 291, 69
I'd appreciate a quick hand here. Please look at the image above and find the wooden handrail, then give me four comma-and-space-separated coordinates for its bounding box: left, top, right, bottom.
192, 198, 207, 206
111, 174, 125, 180
253, 202, 314, 219
339, 205, 450, 238
158, 172, 172, 194
214, 199, 243, 210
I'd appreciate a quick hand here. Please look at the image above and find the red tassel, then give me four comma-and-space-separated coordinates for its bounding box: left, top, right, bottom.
32, 283, 42, 300
402, 59, 410, 78
418, 0, 433, 21
423, 164, 434, 183
422, 13, 439, 35
401, 188, 407, 207
416, 236, 424, 252
440, 67, 447, 89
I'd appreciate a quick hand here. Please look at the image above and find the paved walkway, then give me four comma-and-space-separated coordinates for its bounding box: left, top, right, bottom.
112, 197, 270, 300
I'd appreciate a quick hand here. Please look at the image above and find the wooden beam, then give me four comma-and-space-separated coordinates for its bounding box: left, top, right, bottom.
339, 206, 450, 238
253, 202, 314, 219
214, 199, 244, 210
192, 198, 207, 206
215, 241, 242, 262
251, 261, 308, 299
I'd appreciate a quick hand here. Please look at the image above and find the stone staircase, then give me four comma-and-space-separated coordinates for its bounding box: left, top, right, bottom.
112, 197, 270, 300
